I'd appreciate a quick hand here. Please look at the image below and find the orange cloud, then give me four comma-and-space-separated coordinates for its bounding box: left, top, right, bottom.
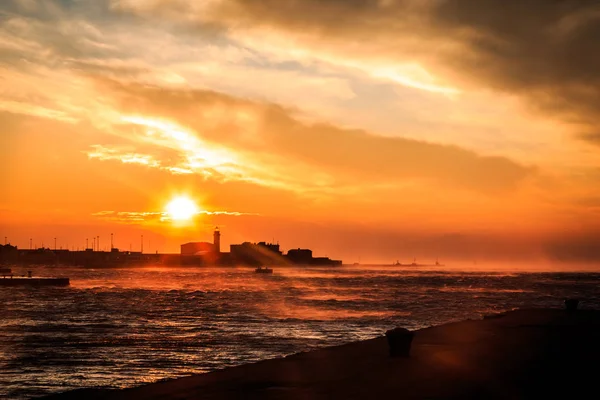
95, 78, 535, 195
87, 144, 161, 168
92, 209, 258, 224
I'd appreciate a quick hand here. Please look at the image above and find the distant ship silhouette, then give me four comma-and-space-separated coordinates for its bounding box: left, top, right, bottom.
393, 258, 444, 267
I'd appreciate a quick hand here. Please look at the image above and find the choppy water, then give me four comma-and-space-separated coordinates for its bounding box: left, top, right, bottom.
1, 265, 599, 399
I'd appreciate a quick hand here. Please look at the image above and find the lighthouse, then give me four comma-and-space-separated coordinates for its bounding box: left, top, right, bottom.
213, 227, 221, 254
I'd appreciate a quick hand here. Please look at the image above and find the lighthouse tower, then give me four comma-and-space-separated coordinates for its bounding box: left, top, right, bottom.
213, 227, 221, 254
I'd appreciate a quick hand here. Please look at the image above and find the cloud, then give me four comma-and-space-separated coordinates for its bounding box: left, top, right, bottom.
0, 99, 78, 122
0, 0, 578, 164
430, 0, 600, 140
581, 132, 600, 146
87, 144, 161, 168
110, 0, 459, 95
92, 209, 258, 224
111, 0, 600, 143
95, 78, 534, 194
91, 210, 165, 223
85, 113, 333, 194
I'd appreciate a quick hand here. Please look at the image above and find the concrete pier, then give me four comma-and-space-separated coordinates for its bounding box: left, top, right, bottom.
45, 308, 600, 399
0, 276, 69, 286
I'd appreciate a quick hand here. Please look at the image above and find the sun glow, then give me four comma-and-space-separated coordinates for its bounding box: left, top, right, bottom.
165, 196, 199, 221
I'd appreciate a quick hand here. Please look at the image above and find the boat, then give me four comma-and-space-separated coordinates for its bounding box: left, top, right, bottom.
393, 258, 445, 267
0, 271, 70, 287
393, 258, 418, 266
255, 266, 273, 274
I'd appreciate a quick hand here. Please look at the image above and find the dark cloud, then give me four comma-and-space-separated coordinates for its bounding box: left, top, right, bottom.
259, 108, 532, 193
203, 0, 600, 144
581, 132, 600, 145
0, 0, 124, 68
432, 0, 600, 133
11, 1, 600, 143
0, 0, 164, 73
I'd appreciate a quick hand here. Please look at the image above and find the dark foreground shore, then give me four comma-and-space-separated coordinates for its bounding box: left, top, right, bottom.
45, 308, 600, 399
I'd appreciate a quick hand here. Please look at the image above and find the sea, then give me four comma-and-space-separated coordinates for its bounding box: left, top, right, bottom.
1, 265, 599, 399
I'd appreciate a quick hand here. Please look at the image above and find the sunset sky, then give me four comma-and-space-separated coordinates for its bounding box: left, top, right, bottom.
2, 0, 600, 263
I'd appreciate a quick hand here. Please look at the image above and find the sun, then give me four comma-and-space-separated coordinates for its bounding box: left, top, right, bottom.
165, 196, 199, 221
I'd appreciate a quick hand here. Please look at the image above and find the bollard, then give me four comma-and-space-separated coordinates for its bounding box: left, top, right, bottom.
385, 327, 414, 357
564, 298, 579, 312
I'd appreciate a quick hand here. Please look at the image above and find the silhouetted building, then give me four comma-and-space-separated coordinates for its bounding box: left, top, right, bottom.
181, 242, 215, 256
230, 242, 284, 266
311, 256, 342, 266
0, 244, 18, 263
257, 242, 282, 255
214, 227, 221, 254
181, 227, 221, 256
0, 244, 17, 254
286, 248, 313, 264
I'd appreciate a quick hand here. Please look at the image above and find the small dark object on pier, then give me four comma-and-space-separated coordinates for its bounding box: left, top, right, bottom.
385, 327, 414, 357
564, 298, 579, 311
483, 312, 508, 320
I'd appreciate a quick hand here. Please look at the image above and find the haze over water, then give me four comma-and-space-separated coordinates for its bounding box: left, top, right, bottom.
1, 265, 599, 399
